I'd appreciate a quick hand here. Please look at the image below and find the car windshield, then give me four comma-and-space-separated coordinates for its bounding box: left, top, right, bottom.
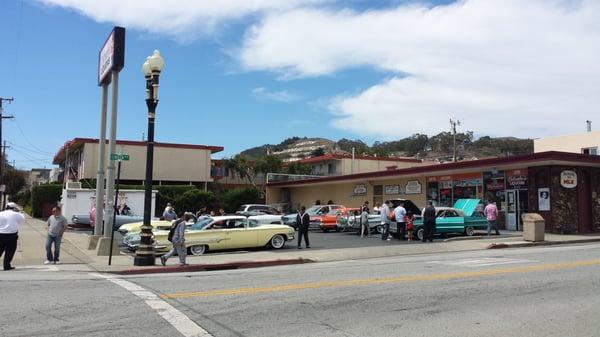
237, 205, 248, 211
305, 206, 322, 215
190, 217, 213, 230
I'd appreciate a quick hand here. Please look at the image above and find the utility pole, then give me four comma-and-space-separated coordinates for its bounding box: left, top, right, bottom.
1, 141, 10, 209
450, 118, 461, 162
0, 97, 15, 205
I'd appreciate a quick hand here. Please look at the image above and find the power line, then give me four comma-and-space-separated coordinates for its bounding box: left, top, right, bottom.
8, 141, 53, 157
11, 118, 54, 155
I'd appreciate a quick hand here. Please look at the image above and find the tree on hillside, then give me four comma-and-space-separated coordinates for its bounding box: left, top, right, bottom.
336, 139, 369, 155
310, 147, 326, 157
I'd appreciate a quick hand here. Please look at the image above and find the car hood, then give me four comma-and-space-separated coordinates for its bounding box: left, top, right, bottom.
452, 199, 481, 217
118, 220, 171, 232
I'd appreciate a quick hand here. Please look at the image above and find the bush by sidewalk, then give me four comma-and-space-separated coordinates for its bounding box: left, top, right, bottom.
31, 184, 62, 218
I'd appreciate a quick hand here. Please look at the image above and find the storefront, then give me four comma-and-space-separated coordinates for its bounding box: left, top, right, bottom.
267, 152, 600, 234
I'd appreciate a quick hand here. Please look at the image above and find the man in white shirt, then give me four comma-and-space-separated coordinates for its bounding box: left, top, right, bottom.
393, 202, 407, 240
0, 202, 26, 270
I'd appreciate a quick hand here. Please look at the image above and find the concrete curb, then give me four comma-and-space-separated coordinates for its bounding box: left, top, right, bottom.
486, 238, 600, 249
117, 258, 308, 275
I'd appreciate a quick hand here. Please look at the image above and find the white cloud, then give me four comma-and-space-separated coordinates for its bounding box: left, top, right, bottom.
36, 0, 330, 40
240, 0, 600, 138
251, 86, 302, 102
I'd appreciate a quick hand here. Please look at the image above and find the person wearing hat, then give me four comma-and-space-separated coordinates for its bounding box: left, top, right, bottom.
0, 202, 25, 271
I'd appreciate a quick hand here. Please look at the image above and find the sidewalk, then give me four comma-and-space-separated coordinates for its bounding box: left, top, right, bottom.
13, 216, 600, 275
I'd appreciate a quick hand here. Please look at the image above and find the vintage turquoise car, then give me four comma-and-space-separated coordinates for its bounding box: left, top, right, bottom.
413, 199, 487, 241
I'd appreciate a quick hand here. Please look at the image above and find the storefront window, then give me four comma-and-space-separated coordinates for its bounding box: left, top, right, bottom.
427, 181, 439, 205
439, 180, 453, 207
483, 170, 506, 210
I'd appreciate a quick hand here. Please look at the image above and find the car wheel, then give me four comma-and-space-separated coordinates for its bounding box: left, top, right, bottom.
465, 226, 475, 236
376, 225, 383, 234
269, 234, 286, 249
189, 244, 207, 256
416, 228, 424, 241
322, 228, 329, 232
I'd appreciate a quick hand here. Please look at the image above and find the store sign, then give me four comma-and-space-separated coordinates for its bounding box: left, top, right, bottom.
352, 184, 367, 196
507, 175, 527, 188
384, 185, 401, 195
560, 170, 577, 188
98, 27, 125, 86
405, 180, 422, 194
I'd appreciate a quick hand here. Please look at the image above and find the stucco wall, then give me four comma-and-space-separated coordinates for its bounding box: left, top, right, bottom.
339, 158, 422, 175
82, 143, 213, 182
534, 131, 600, 153
268, 177, 427, 212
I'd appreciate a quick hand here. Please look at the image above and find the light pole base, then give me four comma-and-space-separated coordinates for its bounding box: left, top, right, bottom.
133, 255, 156, 266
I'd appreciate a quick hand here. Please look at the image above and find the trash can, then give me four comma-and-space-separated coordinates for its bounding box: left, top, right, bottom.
522, 213, 545, 242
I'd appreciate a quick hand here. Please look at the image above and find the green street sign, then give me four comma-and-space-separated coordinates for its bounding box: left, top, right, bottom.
110, 153, 130, 161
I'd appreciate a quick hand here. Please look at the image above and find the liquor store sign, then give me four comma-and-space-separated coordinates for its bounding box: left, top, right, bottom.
98, 27, 125, 85
560, 170, 577, 189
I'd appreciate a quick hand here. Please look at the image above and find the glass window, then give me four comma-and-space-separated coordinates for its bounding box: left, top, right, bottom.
248, 219, 260, 228
373, 185, 383, 196
582, 147, 598, 155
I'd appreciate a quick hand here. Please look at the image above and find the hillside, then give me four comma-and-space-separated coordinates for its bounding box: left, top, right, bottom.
239, 132, 534, 162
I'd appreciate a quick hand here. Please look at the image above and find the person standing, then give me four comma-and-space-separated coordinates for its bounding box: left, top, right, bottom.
161, 212, 191, 266
360, 206, 370, 238
394, 202, 407, 240
0, 202, 25, 271
296, 206, 310, 249
422, 201, 436, 243
163, 203, 177, 221
484, 200, 500, 236
405, 211, 415, 242
361, 201, 370, 214
380, 201, 391, 241
45, 206, 68, 265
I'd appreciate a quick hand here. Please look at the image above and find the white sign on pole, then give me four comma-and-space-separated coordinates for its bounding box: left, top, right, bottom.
98, 32, 115, 85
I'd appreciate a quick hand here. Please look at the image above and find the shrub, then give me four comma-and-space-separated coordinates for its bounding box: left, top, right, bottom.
155, 185, 198, 216
221, 187, 260, 213
31, 184, 63, 218
13, 190, 31, 207
174, 190, 217, 214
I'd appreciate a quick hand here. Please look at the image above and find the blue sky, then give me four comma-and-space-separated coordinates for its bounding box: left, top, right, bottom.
1, 0, 599, 169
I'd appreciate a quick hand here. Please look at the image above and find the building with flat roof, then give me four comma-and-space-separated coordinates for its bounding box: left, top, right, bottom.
53, 138, 223, 186
534, 130, 600, 155
296, 153, 424, 176
267, 151, 600, 234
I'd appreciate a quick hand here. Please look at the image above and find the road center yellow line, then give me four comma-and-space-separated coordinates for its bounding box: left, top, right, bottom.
160, 258, 600, 299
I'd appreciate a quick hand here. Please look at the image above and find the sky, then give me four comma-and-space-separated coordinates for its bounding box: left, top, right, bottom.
0, 0, 599, 170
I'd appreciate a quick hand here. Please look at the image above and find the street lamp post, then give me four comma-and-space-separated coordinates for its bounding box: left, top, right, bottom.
134, 50, 164, 266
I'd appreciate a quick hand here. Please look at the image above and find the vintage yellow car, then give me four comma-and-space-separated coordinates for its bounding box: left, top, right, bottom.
117, 219, 173, 236
124, 215, 296, 255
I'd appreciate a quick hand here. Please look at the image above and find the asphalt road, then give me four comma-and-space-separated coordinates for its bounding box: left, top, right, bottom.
2, 243, 600, 336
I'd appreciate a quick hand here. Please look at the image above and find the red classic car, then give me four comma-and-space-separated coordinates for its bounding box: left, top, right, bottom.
319, 207, 360, 232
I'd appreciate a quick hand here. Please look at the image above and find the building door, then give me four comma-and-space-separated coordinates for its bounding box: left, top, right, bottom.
507, 189, 529, 231
506, 190, 517, 231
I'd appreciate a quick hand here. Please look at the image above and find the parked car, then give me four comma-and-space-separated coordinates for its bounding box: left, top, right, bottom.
236, 204, 280, 215
282, 205, 343, 229
123, 215, 295, 255
347, 199, 422, 236
72, 213, 144, 229
118, 211, 282, 236
319, 207, 360, 232
412, 199, 487, 241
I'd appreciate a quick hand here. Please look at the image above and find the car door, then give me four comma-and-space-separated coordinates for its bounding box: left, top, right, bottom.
438, 210, 464, 234
225, 218, 257, 249
196, 220, 229, 251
